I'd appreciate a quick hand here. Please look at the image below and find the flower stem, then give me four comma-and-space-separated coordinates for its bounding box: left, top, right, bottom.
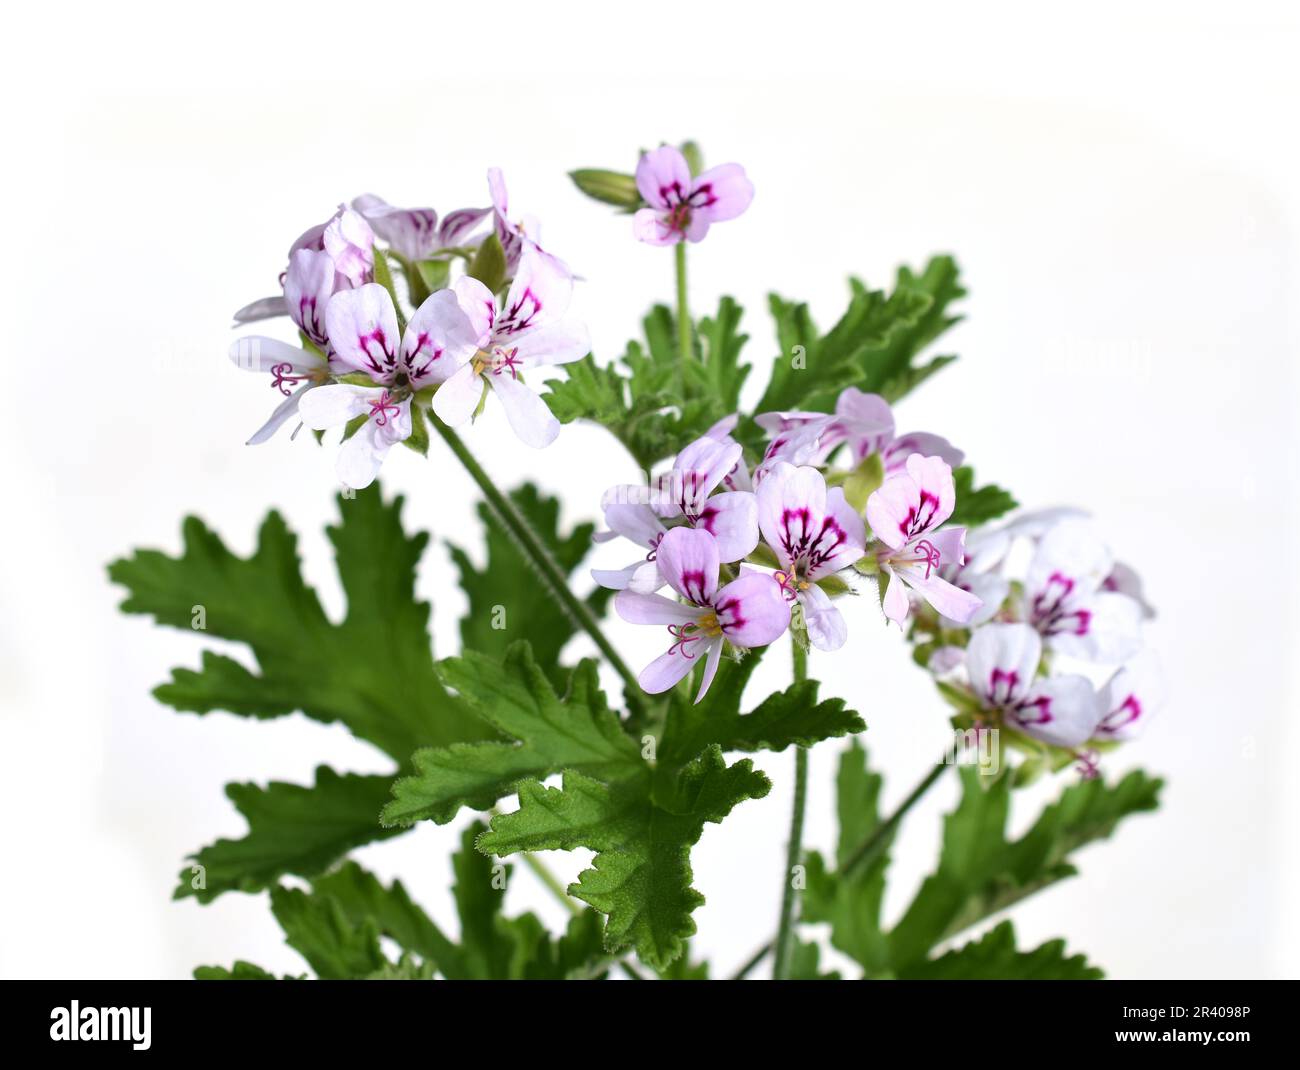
432, 418, 642, 703
733, 754, 954, 980
674, 241, 691, 375
771, 641, 809, 981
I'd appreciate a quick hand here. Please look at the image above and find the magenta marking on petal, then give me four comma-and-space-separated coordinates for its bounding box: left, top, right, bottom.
678, 569, 709, 606
779, 508, 848, 579
1099, 694, 1141, 734
713, 593, 748, 635
988, 668, 1020, 706
1012, 695, 1053, 726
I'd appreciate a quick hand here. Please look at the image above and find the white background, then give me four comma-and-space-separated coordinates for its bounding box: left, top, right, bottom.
1, 1, 1296, 980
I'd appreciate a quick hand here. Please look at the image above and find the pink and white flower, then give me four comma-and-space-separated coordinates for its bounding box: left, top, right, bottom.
1021, 519, 1143, 662
754, 388, 963, 478
1092, 652, 1165, 742
632, 146, 754, 246
756, 461, 866, 650
232, 206, 375, 326
615, 528, 788, 702
298, 282, 477, 488
227, 335, 331, 445
865, 454, 983, 627
967, 623, 1101, 748
593, 436, 759, 592
431, 245, 589, 448
488, 168, 551, 274
352, 193, 490, 262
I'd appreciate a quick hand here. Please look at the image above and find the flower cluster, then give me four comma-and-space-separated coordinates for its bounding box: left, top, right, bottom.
597, 389, 986, 703
915, 509, 1163, 774
228, 172, 586, 487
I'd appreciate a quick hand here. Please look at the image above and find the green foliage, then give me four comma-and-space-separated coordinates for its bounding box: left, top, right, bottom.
177, 767, 402, 903
803, 746, 1162, 978
948, 466, 1019, 528
545, 296, 750, 472
479, 748, 769, 972
755, 256, 965, 415
897, 920, 1103, 980
466, 232, 507, 294
448, 484, 611, 686
108, 485, 489, 763
382, 645, 643, 827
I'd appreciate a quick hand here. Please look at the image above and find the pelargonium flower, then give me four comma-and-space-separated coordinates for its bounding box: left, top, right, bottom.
232, 206, 375, 326
967, 623, 1101, 747
298, 282, 477, 488
488, 168, 552, 274
593, 436, 759, 592
227, 335, 331, 444
632, 145, 754, 245
431, 245, 589, 448
352, 194, 490, 262
1092, 653, 1165, 742
756, 461, 866, 650
754, 388, 963, 479
865, 454, 983, 627
614, 528, 788, 702
1020, 519, 1143, 662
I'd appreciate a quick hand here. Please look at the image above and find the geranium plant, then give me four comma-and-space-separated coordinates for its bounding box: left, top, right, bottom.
110, 140, 1164, 981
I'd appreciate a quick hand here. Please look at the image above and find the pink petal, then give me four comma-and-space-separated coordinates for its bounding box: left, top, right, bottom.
1095, 653, 1165, 741
246, 383, 310, 445
693, 491, 759, 562
284, 249, 336, 346
489, 372, 560, 448
351, 193, 439, 262
756, 461, 827, 571
1010, 676, 1100, 748
883, 431, 964, 474
635, 145, 691, 210
452, 276, 496, 346
966, 623, 1041, 708
495, 244, 573, 336
655, 527, 720, 605
233, 295, 288, 324
429, 362, 482, 428
693, 640, 725, 704
866, 471, 922, 551
632, 207, 679, 246
691, 162, 754, 223
903, 454, 956, 531
402, 289, 478, 386
880, 567, 911, 627
638, 644, 704, 695
614, 589, 700, 626
713, 571, 789, 648
323, 284, 399, 380
228, 336, 323, 375
900, 569, 983, 624
510, 320, 591, 367
669, 437, 745, 517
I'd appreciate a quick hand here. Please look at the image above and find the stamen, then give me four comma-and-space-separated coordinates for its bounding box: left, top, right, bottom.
646, 531, 665, 562
368, 391, 401, 427
1072, 749, 1100, 779
912, 538, 942, 579
270, 362, 307, 397
773, 571, 799, 603
666, 622, 702, 658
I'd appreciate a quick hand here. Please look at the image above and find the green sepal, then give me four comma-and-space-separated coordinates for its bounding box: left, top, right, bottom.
466, 232, 507, 294
401, 404, 429, 457
842, 453, 885, 513
372, 247, 406, 333
568, 168, 641, 210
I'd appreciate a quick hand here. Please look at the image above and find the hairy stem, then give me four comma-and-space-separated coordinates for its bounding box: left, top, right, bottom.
771, 641, 809, 980
734, 755, 954, 980
432, 418, 641, 703
675, 241, 691, 377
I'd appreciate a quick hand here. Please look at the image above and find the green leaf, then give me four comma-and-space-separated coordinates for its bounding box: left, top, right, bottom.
447, 483, 610, 686
897, 920, 1103, 980
568, 168, 641, 210
193, 961, 287, 981
789, 939, 843, 980
308, 861, 458, 975
754, 256, 965, 415
545, 297, 752, 471
109, 485, 492, 764
659, 655, 865, 773
401, 403, 430, 456
478, 746, 770, 971
176, 767, 402, 903
886, 767, 1163, 969
269, 884, 388, 980
382, 644, 643, 827
466, 232, 507, 294
371, 248, 405, 333
948, 466, 1018, 528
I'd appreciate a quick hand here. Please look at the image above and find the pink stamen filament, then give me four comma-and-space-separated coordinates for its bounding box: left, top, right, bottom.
911, 539, 942, 579
368, 392, 401, 427
270, 362, 307, 396
666, 623, 703, 659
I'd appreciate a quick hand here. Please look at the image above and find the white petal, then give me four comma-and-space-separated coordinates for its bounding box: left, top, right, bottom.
490, 373, 560, 448
430, 363, 483, 428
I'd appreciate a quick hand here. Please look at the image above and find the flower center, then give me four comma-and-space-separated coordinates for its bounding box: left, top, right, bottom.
472, 346, 522, 379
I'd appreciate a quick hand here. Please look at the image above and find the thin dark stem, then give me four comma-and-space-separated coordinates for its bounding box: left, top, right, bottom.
733, 756, 954, 980
771, 641, 809, 980
432, 418, 641, 701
